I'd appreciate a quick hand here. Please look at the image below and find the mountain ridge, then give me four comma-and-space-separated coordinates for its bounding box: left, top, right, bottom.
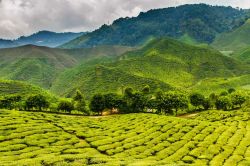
0, 31, 85, 48
61, 4, 248, 49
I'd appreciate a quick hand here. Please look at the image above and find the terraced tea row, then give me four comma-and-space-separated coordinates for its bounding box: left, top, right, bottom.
1, 110, 250, 165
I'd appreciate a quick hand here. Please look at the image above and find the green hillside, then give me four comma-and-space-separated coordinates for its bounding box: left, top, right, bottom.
212, 19, 250, 52
0, 80, 51, 97
61, 4, 247, 49
51, 63, 172, 97
233, 47, 250, 63
0, 45, 133, 89
52, 38, 250, 97
0, 45, 77, 88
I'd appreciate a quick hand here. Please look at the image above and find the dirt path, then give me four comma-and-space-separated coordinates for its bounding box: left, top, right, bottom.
178, 113, 198, 118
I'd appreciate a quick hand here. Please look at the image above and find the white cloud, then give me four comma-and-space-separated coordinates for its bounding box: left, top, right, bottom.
0, 0, 249, 39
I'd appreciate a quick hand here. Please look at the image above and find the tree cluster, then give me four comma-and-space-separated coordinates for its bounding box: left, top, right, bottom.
0, 87, 248, 116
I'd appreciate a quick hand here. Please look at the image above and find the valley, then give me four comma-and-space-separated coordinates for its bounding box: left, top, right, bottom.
0, 3, 250, 166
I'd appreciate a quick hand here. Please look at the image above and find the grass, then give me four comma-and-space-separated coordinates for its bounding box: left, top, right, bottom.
1, 108, 250, 165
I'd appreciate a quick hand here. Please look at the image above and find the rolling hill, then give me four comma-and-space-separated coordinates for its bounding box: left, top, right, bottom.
0, 45, 77, 89
61, 4, 247, 49
212, 19, 250, 53
52, 38, 250, 97
0, 45, 134, 89
0, 31, 85, 48
234, 47, 250, 63
0, 79, 51, 97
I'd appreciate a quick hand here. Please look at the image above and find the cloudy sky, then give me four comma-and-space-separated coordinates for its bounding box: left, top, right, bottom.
0, 0, 249, 39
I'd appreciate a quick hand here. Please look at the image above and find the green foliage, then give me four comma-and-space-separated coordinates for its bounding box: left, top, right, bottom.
57, 99, 74, 113
215, 96, 232, 111
25, 94, 49, 111
73, 90, 87, 114
73, 90, 84, 101
89, 94, 106, 115
103, 93, 122, 110
220, 91, 229, 96
189, 93, 205, 108
156, 91, 188, 115
0, 95, 22, 110
142, 85, 150, 94
202, 98, 213, 110
228, 88, 236, 94
231, 92, 247, 108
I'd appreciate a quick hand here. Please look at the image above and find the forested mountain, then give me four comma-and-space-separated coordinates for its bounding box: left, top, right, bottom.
52, 38, 250, 97
0, 31, 85, 48
61, 4, 248, 49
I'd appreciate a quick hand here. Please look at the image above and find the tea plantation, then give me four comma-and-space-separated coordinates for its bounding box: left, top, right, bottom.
1, 109, 250, 165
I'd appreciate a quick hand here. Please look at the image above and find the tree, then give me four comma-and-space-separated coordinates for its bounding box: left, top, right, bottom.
189, 93, 205, 109
73, 90, 84, 101
0, 95, 22, 110
156, 91, 188, 115
146, 98, 158, 112
73, 90, 86, 113
166, 92, 188, 115
57, 100, 74, 113
155, 90, 166, 114
124, 87, 134, 97
103, 93, 123, 112
25, 94, 49, 111
130, 92, 147, 113
231, 92, 246, 108
202, 98, 212, 110
90, 94, 105, 115
215, 96, 232, 111
0, 98, 12, 109
209, 92, 218, 109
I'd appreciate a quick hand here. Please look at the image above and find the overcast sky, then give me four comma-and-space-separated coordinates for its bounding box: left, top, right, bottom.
0, 0, 250, 39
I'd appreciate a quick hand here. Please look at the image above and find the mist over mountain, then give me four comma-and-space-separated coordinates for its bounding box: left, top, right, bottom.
0, 31, 85, 48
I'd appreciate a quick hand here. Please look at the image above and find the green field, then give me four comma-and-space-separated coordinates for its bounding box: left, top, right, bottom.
1, 109, 250, 165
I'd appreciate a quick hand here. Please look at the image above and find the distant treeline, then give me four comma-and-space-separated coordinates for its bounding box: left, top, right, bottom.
0, 86, 249, 116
